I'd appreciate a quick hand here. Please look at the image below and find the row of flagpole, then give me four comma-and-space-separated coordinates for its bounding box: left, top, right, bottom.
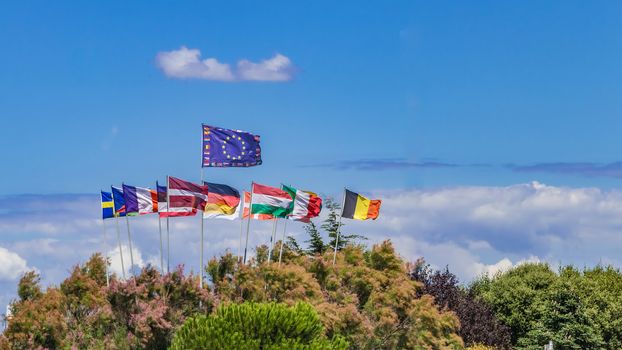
101, 186, 349, 287
100, 182, 375, 290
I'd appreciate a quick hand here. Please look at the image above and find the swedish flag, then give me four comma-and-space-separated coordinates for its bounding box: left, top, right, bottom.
101, 191, 114, 220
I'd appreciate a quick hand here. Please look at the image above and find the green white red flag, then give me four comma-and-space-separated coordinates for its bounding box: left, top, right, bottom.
282, 185, 322, 222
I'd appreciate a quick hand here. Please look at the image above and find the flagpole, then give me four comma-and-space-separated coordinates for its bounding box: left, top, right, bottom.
114, 215, 125, 279
125, 216, 136, 277
243, 183, 254, 264
111, 187, 126, 280
238, 194, 245, 263
278, 219, 288, 266
158, 215, 164, 274
102, 218, 110, 287
267, 218, 278, 263
333, 188, 346, 265
166, 175, 171, 274
200, 169, 205, 289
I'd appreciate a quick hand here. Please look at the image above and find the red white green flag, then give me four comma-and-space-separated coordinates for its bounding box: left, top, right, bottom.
249, 183, 293, 218
242, 191, 273, 220
282, 185, 322, 222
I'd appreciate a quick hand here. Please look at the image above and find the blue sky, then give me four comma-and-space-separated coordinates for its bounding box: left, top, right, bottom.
1, 1, 622, 312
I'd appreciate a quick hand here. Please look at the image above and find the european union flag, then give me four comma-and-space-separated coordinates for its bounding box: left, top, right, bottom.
202, 124, 262, 167
101, 191, 114, 220
111, 186, 127, 217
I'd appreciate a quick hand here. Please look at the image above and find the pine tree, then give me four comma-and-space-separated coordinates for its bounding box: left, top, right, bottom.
322, 198, 365, 251
305, 221, 325, 255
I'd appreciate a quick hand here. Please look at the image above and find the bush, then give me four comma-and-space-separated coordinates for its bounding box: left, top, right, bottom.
169, 302, 349, 350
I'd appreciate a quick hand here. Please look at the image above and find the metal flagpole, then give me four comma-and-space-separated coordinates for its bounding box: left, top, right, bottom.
332, 188, 346, 265
166, 216, 170, 273
200, 169, 205, 289
125, 216, 136, 276
278, 219, 288, 266
114, 216, 125, 279
111, 187, 126, 280
267, 218, 278, 263
166, 175, 171, 274
237, 193, 245, 262
102, 218, 110, 287
158, 215, 164, 274
243, 183, 254, 264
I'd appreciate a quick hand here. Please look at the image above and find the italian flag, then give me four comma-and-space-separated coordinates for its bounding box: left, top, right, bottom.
249, 183, 293, 218
282, 185, 322, 222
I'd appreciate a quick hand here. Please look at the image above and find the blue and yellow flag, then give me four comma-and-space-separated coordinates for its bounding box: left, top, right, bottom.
101, 191, 114, 220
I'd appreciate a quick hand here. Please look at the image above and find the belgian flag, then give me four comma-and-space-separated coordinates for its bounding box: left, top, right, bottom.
342, 189, 381, 220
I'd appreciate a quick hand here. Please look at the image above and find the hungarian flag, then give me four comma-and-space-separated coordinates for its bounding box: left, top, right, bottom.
166, 176, 209, 217
242, 192, 273, 220
122, 184, 158, 215
250, 183, 293, 218
342, 189, 381, 220
282, 185, 322, 222
203, 182, 241, 220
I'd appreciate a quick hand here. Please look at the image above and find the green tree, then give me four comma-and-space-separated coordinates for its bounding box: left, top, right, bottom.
169, 302, 349, 350
305, 222, 326, 255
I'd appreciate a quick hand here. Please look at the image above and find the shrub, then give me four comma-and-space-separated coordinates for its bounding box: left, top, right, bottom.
169, 302, 349, 350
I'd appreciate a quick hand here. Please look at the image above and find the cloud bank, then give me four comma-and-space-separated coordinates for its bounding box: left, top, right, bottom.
2, 182, 622, 315
156, 47, 294, 82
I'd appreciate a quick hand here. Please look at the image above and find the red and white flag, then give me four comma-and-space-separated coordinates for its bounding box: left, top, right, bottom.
164, 176, 209, 217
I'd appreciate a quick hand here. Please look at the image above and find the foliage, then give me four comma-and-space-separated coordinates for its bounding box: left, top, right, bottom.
169, 302, 349, 349
473, 262, 622, 349
409, 259, 512, 349
3, 254, 213, 350
208, 241, 464, 349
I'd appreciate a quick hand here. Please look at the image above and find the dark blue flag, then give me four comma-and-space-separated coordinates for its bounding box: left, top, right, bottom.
111, 186, 127, 217
202, 124, 262, 167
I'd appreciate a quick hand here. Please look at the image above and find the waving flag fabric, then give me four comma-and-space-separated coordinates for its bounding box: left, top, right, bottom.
342, 189, 381, 220
282, 185, 322, 222
101, 191, 114, 220
250, 183, 293, 218
202, 124, 262, 167
156, 182, 168, 217
167, 176, 209, 217
203, 182, 241, 220
122, 184, 158, 215
242, 192, 273, 220
111, 186, 127, 217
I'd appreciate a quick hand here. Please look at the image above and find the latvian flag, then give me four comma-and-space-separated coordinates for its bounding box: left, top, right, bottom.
248, 183, 293, 218
282, 185, 322, 222
242, 191, 273, 220
165, 176, 209, 217
122, 184, 159, 215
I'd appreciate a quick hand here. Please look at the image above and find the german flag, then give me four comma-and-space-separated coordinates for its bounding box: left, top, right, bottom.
342, 189, 381, 220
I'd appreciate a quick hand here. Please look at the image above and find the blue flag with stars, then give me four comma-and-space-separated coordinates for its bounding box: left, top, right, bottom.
202, 124, 262, 167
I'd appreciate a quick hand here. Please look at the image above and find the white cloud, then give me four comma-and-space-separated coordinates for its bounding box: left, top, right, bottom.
155, 47, 294, 82
156, 46, 235, 81
108, 244, 144, 278
237, 54, 294, 82
0, 246, 32, 281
